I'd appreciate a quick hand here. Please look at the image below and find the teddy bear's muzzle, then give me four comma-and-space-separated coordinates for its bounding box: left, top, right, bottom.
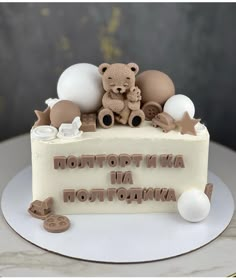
112, 86, 126, 94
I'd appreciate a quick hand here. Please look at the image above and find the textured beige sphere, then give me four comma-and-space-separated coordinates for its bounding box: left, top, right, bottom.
136, 70, 175, 106
50, 100, 81, 128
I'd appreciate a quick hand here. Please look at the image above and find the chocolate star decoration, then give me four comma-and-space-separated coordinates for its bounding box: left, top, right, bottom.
175, 112, 201, 136
34, 107, 51, 127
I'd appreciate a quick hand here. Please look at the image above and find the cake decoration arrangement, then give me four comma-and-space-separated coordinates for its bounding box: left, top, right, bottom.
30, 61, 212, 234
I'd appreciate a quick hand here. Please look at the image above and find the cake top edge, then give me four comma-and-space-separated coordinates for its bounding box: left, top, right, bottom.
31, 121, 209, 145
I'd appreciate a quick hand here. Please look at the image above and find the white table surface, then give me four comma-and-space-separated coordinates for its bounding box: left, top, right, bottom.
0, 134, 235, 277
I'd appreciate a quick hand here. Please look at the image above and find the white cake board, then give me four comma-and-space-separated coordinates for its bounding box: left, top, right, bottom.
1, 166, 234, 263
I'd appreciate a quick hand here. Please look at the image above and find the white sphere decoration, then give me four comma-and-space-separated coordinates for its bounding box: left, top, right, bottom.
57, 63, 103, 113
163, 94, 195, 121
177, 189, 211, 222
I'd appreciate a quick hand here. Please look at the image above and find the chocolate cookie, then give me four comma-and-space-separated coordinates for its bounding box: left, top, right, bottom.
43, 215, 70, 233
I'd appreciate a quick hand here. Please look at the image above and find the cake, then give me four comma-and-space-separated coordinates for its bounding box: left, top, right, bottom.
29, 62, 212, 229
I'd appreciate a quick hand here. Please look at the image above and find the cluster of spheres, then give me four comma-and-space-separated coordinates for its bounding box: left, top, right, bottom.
57, 63, 196, 121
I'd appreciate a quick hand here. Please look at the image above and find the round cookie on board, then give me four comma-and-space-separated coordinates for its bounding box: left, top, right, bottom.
43, 215, 70, 233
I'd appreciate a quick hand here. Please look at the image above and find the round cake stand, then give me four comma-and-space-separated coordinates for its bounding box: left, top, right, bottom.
1, 166, 234, 263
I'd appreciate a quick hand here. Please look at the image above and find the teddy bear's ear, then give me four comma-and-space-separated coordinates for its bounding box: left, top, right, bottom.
98, 63, 110, 75
127, 63, 139, 75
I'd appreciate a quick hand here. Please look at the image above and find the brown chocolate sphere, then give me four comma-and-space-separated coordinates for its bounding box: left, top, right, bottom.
136, 70, 175, 106
50, 100, 81, 128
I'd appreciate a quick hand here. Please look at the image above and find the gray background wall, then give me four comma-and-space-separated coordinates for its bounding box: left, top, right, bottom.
0, 3, 235, 150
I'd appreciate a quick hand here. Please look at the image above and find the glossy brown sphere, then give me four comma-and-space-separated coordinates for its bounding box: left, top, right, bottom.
136, 70, 175, 106
50, 100, 81, 128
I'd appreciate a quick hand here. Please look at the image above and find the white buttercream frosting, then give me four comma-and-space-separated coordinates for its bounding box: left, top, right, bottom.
31, 121, 209, 214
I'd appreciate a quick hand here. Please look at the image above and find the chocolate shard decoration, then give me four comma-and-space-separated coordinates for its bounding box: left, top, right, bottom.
204, 183, 213, 201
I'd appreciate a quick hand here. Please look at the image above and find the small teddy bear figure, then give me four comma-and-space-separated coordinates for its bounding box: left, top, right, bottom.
98, 62, 145, 128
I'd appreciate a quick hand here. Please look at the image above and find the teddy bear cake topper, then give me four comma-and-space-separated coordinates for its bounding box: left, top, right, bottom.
32, 61, 202, 140
98, 62, 145, 128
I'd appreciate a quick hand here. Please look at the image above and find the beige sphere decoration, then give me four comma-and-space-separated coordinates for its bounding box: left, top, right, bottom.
136, 70, 175, 106
50, 100, 81, 128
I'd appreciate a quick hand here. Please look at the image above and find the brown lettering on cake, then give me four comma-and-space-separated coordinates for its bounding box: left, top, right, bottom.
77, 157, 83, 168
166, 188, 176, 201
63, 189, 76, 202
89, 189, 105, 202
160, 154, 173, 168
174, 155, 185, 168
107, 188, 116, 201
154, 188, 168, 201
122, 171, 133, 184
110, 171, 123, 184
204, 183, 213, 201
96, 154, 106, 168
117, 188, 128, 201
110, 171, 133, 184
89, 190, 97, 202
54, 154, 186, 169
120, 154, 131, 167
131, 154, 143, 167
67, 156, 78, 169
81, 155, 95, 168
107, 154, 118, 167
62, 188, 178, 204
146, 155, 157, 168
127, 188, 142, 204
54, 156, 67, 169
76, 189, 89, 202
143, 188, 154, 201
96, 189, 105, 202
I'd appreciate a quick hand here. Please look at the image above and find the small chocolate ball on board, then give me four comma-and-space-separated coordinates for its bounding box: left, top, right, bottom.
136, 70, 175, 106
43, 215, 70, 233
50, 100, 81, 128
